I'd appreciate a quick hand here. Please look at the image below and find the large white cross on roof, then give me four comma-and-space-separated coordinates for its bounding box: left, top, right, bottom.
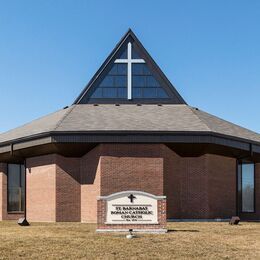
115, 42, 145, 100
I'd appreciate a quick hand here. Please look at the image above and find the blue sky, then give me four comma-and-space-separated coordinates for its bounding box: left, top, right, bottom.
0, 0, 259, 133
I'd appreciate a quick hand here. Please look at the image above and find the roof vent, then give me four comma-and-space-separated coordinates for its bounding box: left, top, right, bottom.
63, 106, 69, 109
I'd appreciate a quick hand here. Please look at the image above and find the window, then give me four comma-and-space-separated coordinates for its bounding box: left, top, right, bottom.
7, 164, 25, 212
237, 162, 255, 213
132, 64, 169, 99
89, 63, 128, 99
86, 42, 170, 100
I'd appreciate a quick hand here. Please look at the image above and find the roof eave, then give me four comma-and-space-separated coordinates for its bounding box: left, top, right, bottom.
1, 130, 260, 156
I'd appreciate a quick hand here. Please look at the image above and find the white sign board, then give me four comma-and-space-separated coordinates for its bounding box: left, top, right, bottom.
100, 191, 165, 225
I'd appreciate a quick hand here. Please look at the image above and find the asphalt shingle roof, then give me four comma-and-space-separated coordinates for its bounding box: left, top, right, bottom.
0, 104, 259, 145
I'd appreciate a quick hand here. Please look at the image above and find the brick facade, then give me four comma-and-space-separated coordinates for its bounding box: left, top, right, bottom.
165, 152, 237, 219
100, 154, 164, 196
27, 154, 81, 222
27, 155, 57, 222
0, 144, 259, 222
80, 146, 101, 223
207, 154, 237, 219
56, 156, 81, 222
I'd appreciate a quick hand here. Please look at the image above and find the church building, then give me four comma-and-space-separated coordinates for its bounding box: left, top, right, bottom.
0, 29, 259, 223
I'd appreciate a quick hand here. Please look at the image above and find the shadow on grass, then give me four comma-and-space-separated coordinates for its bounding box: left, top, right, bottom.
167, 229, 199, 233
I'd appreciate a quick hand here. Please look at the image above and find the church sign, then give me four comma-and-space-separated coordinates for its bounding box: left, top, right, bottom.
106, 191, 159, 224
97, 191, 167, 232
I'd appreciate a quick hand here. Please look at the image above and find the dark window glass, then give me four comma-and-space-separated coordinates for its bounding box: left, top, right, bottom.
242, 164, 254, 212
133, 88, 142, 98
157, 88, 168, 98
8, 164, 25, 212
103, 88, 117, 98
100, 76, 114, 87
143, 64, 152, 75
117, 64, 127, 75
118, 49, 127, 59
108, 64, 117, 75
91, 88, 103, 98
238, 163, 255, 213
132, 48, 141, 59
132, 64, 144, 75
133, 76, 145, 87
91, 63, 127, 98
115, 76, 127, 87
118, 88, 127, 98
143, 88, 157, 98
131, 64, 169, 98
87, 49, 170, 100
146, 76, 159, 87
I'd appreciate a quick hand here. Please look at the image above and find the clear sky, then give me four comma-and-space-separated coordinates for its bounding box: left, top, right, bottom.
0, 0, 259, 133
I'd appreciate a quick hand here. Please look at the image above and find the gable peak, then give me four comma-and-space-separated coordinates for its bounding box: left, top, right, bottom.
74, 29, 186, 105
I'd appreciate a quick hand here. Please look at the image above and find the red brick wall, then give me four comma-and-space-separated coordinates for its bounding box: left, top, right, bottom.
79, 144, 242, 221
27, 154, 82, 222
27, 155, 56, 222
165, 153, 209, 219
207, 154, 236, 218
95, 144, 166, 230
1, 144, 258, 223
100, 156, 163, 196
163, 146, 181, 218
80, 146, 101, 223
56, 155, 81, 222
164, 150, 237, 219
81, 144, 165, 223
98, 144, 164, 196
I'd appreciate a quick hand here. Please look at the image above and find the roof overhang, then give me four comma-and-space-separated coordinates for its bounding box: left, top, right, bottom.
1, 131, 260, 163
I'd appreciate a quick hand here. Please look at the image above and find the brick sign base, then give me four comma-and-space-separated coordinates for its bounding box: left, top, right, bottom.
97, 191, 167, 233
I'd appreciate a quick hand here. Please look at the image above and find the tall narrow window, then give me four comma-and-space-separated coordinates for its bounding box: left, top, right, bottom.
237, 162, 255, 213
7, 164, 25, 212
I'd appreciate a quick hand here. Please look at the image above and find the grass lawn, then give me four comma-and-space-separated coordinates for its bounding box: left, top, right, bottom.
0, 221, 259, 259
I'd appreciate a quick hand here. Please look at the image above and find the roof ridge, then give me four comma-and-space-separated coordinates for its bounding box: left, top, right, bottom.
53, 105, 76, 131
187, 106, 211, 131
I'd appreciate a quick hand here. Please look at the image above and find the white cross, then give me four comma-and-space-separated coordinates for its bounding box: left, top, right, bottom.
115, 42, 145, 100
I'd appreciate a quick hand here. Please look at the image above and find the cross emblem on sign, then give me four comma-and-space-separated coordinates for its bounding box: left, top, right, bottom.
128, 194, 136, 203
114, 42, 145, 100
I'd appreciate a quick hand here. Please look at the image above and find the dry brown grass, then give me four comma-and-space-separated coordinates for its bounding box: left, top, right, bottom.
0, 221, 259, 259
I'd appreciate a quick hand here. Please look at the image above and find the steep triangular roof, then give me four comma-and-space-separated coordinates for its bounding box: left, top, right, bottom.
74, 29, 186, 104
